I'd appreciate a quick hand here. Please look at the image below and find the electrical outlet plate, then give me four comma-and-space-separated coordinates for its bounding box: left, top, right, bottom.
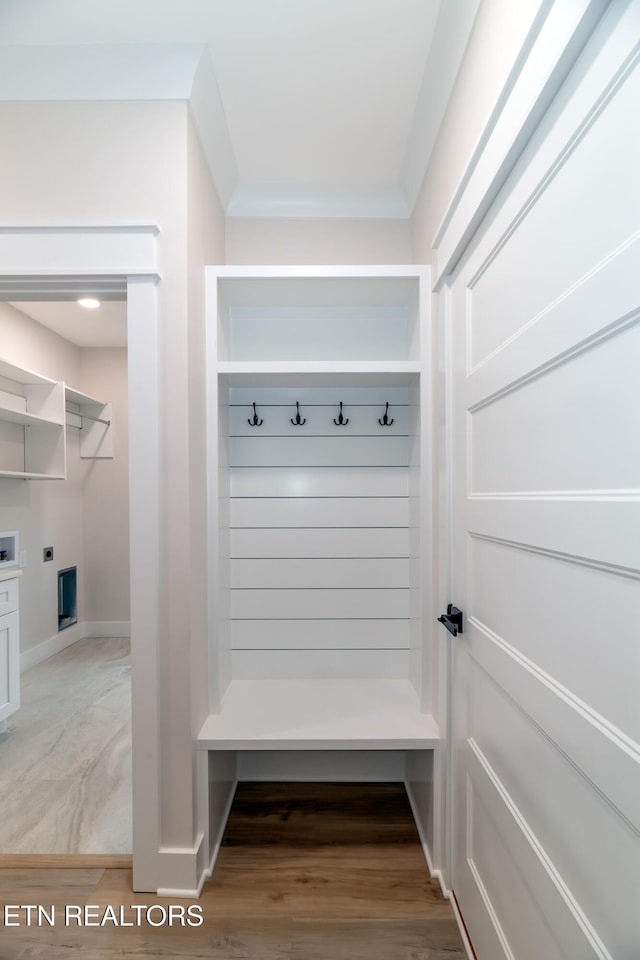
43, 546, 54, 562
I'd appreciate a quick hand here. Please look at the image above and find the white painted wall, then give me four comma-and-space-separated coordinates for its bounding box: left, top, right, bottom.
79, 347, 129, 624
0, 301, 82, 383
0, 99, 226, 889
226, 217, 412, 264
185, 114, 229, 879
187, 111, 226, 737
411, 0, 543, 260
0, 302, 84, 653
0, 305, 130, 652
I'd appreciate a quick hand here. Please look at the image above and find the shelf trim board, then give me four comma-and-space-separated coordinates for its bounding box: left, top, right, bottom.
65, 385, 108, 407
0, 358, 56, 386
196, 679, 440, 751
217, 361, 421, 374
0, 405, 63, 428
0, 470, 65, 480
215, 265, 427, 279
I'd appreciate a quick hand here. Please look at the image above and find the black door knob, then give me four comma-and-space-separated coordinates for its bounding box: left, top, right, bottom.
437, 604, 463, 637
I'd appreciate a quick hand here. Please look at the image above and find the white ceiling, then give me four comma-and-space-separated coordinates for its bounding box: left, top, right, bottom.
10, 301, 128, 348
0, 0, 480, 344
0, 0, 481, 219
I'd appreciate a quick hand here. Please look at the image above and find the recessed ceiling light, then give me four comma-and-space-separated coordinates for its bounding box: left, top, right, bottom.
77, 297, 101, 309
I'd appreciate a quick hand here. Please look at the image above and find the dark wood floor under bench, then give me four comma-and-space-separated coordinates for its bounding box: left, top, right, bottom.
0, 782, 466, 959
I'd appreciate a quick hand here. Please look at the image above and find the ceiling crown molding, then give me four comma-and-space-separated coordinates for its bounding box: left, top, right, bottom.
188, 48, 239, 210
0, 42, 203, 100
226, 184, 411, 220
399, 0, 482, 213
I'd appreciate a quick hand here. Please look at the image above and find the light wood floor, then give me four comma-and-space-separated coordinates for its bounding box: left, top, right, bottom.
0, 637, 131, 854
0, 782, 466, 959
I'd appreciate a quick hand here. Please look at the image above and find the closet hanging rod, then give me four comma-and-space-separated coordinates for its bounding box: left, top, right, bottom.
79, 412, 111, 427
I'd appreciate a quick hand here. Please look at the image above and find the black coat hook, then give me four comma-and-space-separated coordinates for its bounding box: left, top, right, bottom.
248, 402, 263, 427
290, 401, 306, 426
333, 401, 349, 426
378, 402, 394, 426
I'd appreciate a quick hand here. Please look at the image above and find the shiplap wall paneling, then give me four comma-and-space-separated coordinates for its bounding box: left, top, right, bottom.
230, 526, 410, 559
228, 385, 412, 680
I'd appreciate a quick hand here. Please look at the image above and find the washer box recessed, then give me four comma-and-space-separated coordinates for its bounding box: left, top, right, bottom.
57, 566, 77, 631
0, 531, 18, 568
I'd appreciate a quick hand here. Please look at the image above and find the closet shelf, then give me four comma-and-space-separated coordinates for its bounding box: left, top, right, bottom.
216, 361, 421, 387
0, 357, 66, 479
0, 358, 56, 386
197, 679, 440, 751
65, 385, 108, 408
0, 406, 64, 428
0, 469, 65, 480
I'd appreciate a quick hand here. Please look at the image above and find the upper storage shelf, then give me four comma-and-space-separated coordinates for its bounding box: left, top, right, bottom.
0, 358, 114, 478
214, 267, 424, 364
0, 359, 65, 479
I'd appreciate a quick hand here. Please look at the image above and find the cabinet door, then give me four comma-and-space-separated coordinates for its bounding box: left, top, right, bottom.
0, 610, 20, 722
0, 576, 19, 617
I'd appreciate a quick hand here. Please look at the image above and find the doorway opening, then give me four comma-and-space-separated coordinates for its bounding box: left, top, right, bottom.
0, 288, 132, 855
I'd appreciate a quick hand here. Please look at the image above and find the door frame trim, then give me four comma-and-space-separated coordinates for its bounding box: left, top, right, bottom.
0, 224, 161, 890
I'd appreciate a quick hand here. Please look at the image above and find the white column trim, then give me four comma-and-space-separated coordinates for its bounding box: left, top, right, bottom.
0, 224, 161, 891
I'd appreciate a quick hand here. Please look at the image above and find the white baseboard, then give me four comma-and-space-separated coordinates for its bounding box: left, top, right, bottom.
405, 780, 476, 960
20, 620, 131, 672
201, 778, 238, 891
405, 779, 439, 882
450, 890, 478, 960
156, 833, 207, 900
20, 623, 84, 672
161, 780, 238, 900
82, 621, 131, 638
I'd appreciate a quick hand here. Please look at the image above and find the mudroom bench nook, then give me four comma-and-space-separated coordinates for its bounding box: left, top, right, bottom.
196, 265, 442, 872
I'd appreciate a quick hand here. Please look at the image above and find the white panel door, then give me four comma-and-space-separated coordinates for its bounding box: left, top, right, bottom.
449, 4, 640, 958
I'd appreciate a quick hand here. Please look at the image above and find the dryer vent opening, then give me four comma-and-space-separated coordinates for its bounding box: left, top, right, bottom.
58, 566, 77, 631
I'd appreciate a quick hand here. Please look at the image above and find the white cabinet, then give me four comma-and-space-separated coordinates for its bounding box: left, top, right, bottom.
199, 266, 437, 754
0, 571, 20, 725
0, 359, 66, 479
